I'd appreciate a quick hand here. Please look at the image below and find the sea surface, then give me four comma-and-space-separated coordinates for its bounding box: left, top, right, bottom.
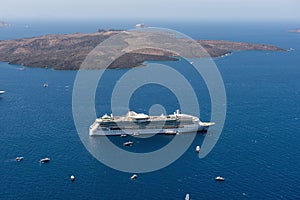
0, 20, 300, 199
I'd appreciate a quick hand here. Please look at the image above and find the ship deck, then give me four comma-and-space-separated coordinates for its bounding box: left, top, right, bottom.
96, 114, 198, 123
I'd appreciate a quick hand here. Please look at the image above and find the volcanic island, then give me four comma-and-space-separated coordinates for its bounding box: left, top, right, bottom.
0, 29, 285, 70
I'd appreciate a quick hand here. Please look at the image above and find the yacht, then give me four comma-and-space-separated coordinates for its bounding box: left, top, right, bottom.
130, 174, 138, 180
15, 157, 24, 161
215, 176, 225, 181
123, 141, 134, 146
40, 158, 50, 163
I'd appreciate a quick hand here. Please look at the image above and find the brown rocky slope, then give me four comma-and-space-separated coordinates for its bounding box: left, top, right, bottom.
0, 30, 285, 70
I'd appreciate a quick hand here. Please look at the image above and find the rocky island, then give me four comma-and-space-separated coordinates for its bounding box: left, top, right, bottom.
289, 28, 300, 33
0, 30, 285, 70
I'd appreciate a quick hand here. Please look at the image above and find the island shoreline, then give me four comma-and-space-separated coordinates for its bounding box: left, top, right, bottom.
0, 30, 286, 70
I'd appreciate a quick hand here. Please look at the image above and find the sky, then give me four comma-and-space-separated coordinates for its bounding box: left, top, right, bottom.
0, 0, 299, 21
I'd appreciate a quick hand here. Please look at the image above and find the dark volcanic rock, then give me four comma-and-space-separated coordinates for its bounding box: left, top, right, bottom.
0, 32, 117, 70
109, 53, 178, 69
0, 31, 285, 70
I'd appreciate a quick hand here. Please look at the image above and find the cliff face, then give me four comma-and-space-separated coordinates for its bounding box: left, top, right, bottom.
0, 31, 285, 70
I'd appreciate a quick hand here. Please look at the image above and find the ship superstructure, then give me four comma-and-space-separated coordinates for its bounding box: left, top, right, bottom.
89, 110, 214, 136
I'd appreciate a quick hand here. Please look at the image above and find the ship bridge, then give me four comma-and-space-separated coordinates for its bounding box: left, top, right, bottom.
126, 110, 149, 120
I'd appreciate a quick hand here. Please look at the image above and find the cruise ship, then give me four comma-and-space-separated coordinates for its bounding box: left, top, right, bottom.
89, 110, 214, 136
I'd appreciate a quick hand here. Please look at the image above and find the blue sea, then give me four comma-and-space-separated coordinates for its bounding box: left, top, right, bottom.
0, 20, 299, 199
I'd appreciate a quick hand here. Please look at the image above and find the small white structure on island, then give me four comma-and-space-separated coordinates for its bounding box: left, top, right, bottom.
135, 23, 145, 28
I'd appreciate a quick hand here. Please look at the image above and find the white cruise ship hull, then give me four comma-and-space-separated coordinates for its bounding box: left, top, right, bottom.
89, 122, 211, 136
89, 110, 214, 136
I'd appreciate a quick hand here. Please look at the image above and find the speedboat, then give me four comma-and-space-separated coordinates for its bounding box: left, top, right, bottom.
40, 158, 50, 163
215, 176, 225, 181
15, 157, 24, 161
0, 90, 5, 95
195, 146, 201, 153
130, 174, 138, 180
123, 141, 133, 146
185, 194, 190, 200
70, 175, 75, 182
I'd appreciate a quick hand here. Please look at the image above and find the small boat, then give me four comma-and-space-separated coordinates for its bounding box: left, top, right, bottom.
185, 194, 190, 200
164, 130, 177, 135
43, 83, 48, 87
215, 176, 225, 181
15, 157, 24, 161
195, 146, 200, 153
120, 134, 127, 137
123, 141, 133, 146
70, 175, 75, 182
130, 174, 138, 180
40, 158, 50, 163
19, 67, 26, 71
0, 90, 5, 95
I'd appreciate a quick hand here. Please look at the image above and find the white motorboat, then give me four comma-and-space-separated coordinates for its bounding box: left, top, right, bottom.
15, 157, 24, 161
130, 174, 138, 180
123, 141, 133, 146
40, 157, 50, 163
195, 146, 200, 153
215, 176, 225, 181
185, 194, 190, 200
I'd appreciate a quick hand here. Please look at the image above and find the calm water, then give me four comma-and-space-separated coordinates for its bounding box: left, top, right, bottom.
0, 20, 300, 199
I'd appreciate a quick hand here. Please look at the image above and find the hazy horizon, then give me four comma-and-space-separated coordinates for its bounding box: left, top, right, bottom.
0, 0, 299, 22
